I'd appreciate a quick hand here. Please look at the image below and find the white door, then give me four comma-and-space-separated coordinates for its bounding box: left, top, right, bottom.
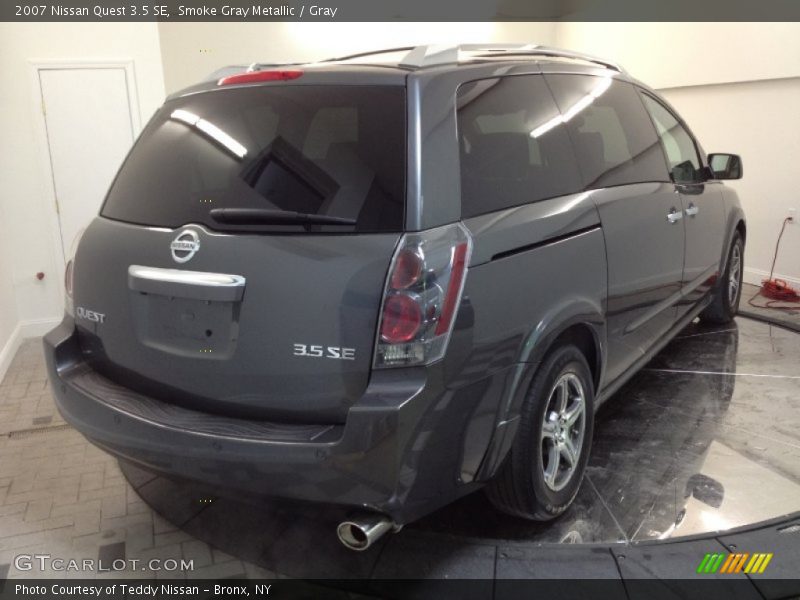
38, 67, 136, 262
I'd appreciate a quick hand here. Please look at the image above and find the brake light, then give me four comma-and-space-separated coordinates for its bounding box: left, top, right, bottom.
374, 223, 473, 368
381, 294, 423, 343
218, 70, 303, 86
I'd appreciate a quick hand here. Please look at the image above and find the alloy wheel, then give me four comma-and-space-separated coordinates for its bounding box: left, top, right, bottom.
540, 372, 586, 492
728, 242, 742, 308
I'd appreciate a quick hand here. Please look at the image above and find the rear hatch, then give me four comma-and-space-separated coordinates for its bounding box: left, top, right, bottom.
72, 80, 406, 423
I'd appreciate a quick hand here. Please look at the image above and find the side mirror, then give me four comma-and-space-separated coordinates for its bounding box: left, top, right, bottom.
708, 153, 742, 180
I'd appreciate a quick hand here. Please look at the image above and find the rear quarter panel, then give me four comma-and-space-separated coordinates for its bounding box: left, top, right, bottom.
462, 203, 608, 416
449, 194, 607, 481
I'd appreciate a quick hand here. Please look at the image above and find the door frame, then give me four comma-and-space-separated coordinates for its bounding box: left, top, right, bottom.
28, 59, 142, 304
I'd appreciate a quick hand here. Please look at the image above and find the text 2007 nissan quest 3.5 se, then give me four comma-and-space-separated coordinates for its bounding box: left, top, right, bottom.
45, 44, 746, 551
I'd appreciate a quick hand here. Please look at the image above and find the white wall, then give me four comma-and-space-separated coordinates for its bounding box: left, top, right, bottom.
556, 22, 800, 285
157, 22, 556, 93
0, 23, 166, 365
0, 199, 21, 382
556, 23, 800, 90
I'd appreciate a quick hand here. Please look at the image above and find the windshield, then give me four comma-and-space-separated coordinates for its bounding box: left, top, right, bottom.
101, 85, 406, 233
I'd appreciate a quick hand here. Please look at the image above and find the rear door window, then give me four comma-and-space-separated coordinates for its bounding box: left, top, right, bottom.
101, 85, 406, 233
544, 74, 669, 189
456, 75, 583, 218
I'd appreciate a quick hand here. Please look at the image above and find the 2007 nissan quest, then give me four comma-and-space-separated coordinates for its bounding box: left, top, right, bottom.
44, 44, 746, 550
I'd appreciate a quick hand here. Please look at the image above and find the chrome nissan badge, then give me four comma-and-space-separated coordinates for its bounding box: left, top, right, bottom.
170, 230, 200, 263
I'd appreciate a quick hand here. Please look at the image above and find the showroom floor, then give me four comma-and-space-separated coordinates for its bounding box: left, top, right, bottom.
1, 295, 799, 581
121, 315, 800, 580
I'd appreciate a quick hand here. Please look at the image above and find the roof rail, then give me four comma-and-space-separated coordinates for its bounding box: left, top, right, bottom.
323, 46, 417, 63
209, 45, 625, 81
398, 44, 625, 73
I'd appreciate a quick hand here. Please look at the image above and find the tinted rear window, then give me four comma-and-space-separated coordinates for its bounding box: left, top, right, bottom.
456, 75, 583, 218
102, 85, 406, 233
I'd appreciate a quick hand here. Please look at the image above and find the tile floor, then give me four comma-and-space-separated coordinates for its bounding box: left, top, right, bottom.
0, 338, 273, 580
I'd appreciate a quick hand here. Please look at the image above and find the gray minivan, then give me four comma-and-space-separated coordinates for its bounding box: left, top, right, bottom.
44, 44, 745, 551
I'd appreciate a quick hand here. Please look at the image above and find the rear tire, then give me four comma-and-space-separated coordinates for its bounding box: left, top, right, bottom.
700, 231, 743, 325
486, 344, 594, 520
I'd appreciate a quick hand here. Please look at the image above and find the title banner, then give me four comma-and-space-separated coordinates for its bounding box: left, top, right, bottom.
4, 0, 800, 22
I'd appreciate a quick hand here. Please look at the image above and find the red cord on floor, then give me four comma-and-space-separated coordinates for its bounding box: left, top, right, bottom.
748, 217, 800, 310
760, 279, 800, 302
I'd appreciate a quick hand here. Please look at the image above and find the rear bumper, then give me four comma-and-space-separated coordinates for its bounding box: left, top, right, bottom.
45, 317, 486, 523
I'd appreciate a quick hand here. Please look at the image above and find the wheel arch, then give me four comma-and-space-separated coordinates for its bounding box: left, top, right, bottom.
736, 219, 746, 243
475, 303, 606, 482
549, 323, 601, 394
720, 190, 746, 270
515, 302, 606, 401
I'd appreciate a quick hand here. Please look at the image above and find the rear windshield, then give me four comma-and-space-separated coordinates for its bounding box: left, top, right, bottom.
101, 85, 406, 233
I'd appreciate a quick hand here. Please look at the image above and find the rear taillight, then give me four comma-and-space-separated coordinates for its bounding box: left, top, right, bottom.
374, 223, 472, 368
64, 259, 75, 317
64, 260, 74, 298
218, 70, 303, 86
64, 228, 84, 316
381, 294, 423, 343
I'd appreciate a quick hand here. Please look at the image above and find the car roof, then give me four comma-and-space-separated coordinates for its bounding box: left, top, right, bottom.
168, 44, 639, 101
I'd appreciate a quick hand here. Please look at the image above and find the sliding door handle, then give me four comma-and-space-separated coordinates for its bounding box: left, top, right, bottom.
685, 203, 699, 217
667, 207, 683, 223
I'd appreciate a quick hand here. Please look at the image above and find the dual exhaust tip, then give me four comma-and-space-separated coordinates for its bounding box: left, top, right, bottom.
337, 513, 398, 551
